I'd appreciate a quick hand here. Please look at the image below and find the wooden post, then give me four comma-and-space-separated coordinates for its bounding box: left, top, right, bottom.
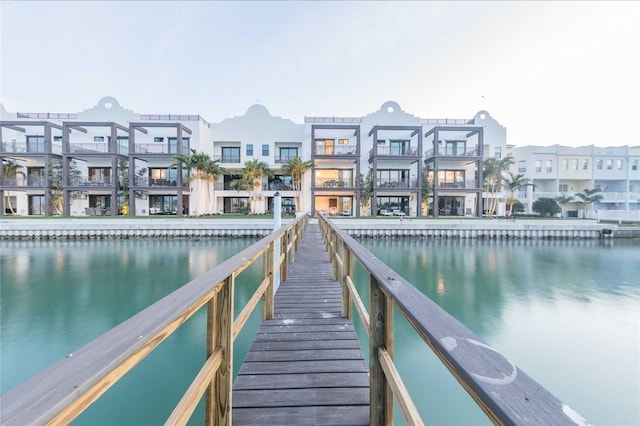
263, 242, 274, 320
280, 232, 288, 282
205, 277, 233, 426
370, 276, 394, 426
341, 246, 353, 319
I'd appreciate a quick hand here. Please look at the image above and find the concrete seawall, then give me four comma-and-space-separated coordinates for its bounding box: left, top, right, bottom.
1, 217, 636, 240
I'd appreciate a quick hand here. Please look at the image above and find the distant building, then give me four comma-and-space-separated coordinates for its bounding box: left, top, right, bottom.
6, 96, 635, 218
508, 145, 640, 218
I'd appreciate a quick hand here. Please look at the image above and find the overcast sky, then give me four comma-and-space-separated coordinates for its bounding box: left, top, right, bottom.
1, 1, 638, 147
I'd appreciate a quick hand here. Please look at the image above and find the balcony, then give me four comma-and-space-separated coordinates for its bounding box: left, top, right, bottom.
1, 141, 62, 154
376, 179, 418, 190
134, 144, 180, 155
69, 176, 112, 187
314, 178, 353, 189
212, 155, 241, 164
369, 146, 419, 161
424, 147, 479, 159
69, 144, 110, 154
435, 180, 478, 190
313, 146, 357, 157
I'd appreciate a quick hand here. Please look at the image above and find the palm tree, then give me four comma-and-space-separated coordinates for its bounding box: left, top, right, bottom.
483, 155, 515, 217
2, 159, 23, 214
503, 172, 534, 217
359, 169, 373, 216
241, 159, 272, 214
555, 193, 575, 218
281, 156, 313, 213
574, 188, 604, 219
174, 150, 224, 215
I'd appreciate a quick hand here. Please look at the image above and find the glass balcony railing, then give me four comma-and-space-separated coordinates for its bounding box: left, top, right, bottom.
313, 146, 357, 156
314, 178, 353, 188
424, 147, 479, 158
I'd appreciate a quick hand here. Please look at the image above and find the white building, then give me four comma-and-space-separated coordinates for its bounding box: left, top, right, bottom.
15, 96, 638, 219
509, 144, 640, 218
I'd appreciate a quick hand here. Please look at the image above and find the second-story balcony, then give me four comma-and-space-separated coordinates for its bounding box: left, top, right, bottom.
69, 175, 112, 187
313, 145, 357, 157
1, 141, 63, 155
134, 144, 179, 155
435, 180, 478, 190
212, 155, 242, 164
424, 147, 479, 159
375, 179, 419, 190
314, 178, 354, 189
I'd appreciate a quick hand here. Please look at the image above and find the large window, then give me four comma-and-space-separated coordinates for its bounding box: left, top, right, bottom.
315, 169, 353, 188
436, 170, 465, 188
168, 137, 189, 154
278, 147, 298, 163
269, 175, 294, 190
377, 169, 410, 188
390, 140, 411, 155
26, 135, 44, 152
149, 168, 185, 187
28, 195, 45, 215
446, 140, 466, 156
222, 147, 240, 163
28, 167, 45, 186
149, 195, 177, 215
224, 197, 249, 214
262, 144, 269, 156
376, 196, 409, 216
315, 139, 334, 155
89, 167, 111, 184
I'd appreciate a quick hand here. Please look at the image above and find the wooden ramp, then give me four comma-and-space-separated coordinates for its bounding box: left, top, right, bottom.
233, 224, 369, 425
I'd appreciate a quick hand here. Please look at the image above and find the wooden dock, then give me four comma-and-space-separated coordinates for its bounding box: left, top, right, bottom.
232, 224, 369, 425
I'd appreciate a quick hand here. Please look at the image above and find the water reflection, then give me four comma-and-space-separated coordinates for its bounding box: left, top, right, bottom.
359, 238, 640, 425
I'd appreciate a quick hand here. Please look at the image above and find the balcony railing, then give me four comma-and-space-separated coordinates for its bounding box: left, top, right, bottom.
313, 146, 357, 156
69, 144, 110, 154
264, 182, 295, 191
314, 178, 353, 188
375, 179, 418, 190
435, 180, 478, 190
212, 155, 241, 164
369, 147, 419, 159
214, 182, 253, 191
1, 141, 62, 154
424, 147, 479, 158
69, 176, 112, 187
134, 144, 177, 155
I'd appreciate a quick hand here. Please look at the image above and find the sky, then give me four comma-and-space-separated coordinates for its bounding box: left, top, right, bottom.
1, 1, 639, 147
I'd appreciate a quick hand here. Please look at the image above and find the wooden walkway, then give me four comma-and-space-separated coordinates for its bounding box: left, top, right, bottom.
232, 224, 369, 425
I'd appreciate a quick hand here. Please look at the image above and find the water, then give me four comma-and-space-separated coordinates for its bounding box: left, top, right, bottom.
1, 238, 639, 425
357, 238, 640, 425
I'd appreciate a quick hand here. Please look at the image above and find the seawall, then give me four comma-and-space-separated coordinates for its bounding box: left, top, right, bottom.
1, 217, 637, 240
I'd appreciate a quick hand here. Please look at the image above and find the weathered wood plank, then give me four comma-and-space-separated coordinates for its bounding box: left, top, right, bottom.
233, 388, 369, 407
233, 372, 369, 390
233, 406, 369, 426
243, 349, 365, 362
238, 360, 367, 375
248, 339, 361, 351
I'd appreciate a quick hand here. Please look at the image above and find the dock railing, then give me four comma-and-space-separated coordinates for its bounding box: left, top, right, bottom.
318, 214, 588, 426
0, 214, 308, 426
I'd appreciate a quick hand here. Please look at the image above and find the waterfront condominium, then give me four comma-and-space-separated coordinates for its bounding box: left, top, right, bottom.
1, 97, 637, 218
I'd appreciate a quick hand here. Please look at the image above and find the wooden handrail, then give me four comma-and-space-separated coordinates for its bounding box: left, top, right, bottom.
0, 215, 309, 426
318, 214, 587, 426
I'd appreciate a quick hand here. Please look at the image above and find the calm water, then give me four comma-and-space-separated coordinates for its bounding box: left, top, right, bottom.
1, 237, 639, 425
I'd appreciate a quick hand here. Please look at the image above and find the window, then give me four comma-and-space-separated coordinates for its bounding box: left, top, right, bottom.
445, 140, 465, 156
606, 159, 613, 170
436, 170, 465, 188
262, 144, 269, 156
89, 167, 112, 184
572, 159, 578, 170
582, 160, 589, 170
28, 195, 45, 215
278, 147, 298, 162
494, 147, 502, 159
168, 137, 189, 154
633, 160, 638, 171
26, 135, 44, 152
390, 140, 411, 155
546, 160, 552, 173
222, 147, 240, 163
597, 159, 603, 170
338, 139, 349, 144
535, 160, 542, 173
53, 136, 62, 142
376, 139, 385, 145
616, 159, 623, 170
154, 137, 164, 142
377, 169, 411, 188
518, 160, 526, 173
28, 167, 45, 186
246, 144, 253, 156
559, 184, 569, 192
224, 197, 250, 214
315, 139, 335, 155
94, 136, 104, 142
562, 159, 569, 170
